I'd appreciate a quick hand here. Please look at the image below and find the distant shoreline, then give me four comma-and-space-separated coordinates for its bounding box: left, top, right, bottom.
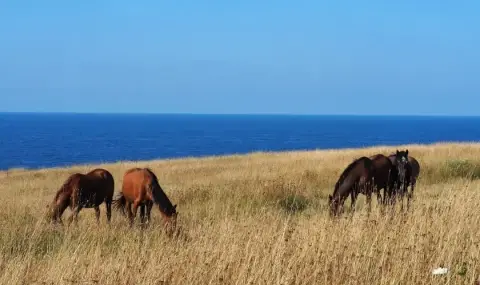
1, 111, 479, 118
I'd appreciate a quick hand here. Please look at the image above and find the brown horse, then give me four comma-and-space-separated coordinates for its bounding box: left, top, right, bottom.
46, 168, 114, 224
388, 150, 421, 208
113, 168, 177, 229
328, 157, 375, 216
369, 154, 396, 205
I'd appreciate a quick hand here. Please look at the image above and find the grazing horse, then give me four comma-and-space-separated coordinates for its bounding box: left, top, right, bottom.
113, 168, 177, 229
369, 154, 396, 205
388, 150, 420, 208
328, 157, 375, 216
47, 168, 114, 224
407, 155, 420, 198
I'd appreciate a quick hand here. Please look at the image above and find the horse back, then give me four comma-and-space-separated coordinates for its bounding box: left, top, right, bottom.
362, 157, 375, 181
121, 168, 155, 202
86, 168, 113, 182
84, 168, 114, 197
369, 154, 393, 186
370, 154, 392, 170
387, 154, 396, 166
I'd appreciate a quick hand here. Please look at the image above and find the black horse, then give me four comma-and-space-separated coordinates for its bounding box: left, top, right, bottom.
329, 157, 376, 216
369, 153, 396, 205
388, 150, 420, 209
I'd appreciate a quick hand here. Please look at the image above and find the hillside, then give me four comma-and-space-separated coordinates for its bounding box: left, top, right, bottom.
1, 143, 480, 284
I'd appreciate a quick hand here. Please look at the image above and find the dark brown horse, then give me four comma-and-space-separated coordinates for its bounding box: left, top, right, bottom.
46, 168, 114, 224
113, 168, 177, 229
407, 155, 420, 198
369, 153, 396, 205
388, 150, 421, 209
328, 157, 375, 216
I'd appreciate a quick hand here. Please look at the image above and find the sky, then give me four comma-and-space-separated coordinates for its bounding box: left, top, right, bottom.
0, 1, 479, 115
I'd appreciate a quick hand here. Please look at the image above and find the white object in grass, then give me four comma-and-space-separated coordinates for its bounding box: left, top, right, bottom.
432, 267, 448, 275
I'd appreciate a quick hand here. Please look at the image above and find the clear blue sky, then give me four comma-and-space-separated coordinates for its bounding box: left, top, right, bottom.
1, 1, 479, 115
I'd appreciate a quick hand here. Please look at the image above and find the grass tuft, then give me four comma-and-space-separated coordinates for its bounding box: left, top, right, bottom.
278, 194, 309, 214
440, 159, 480, 180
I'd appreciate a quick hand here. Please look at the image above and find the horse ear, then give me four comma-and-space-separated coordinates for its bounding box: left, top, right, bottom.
406, 150, 409, 156
174, 204, 177, 209
328, 195, 332, 201
396, 150, 399, 155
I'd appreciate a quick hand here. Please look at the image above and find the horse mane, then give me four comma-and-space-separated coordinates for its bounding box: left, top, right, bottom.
144, 168, 176, 215
333, 157, 370, 194
143, 168, 164, 193
144, 168, 159, 183
338, 157, 369, 180
52, 173, 82, 203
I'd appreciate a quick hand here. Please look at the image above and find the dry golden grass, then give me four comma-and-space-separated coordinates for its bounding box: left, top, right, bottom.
1, 142, 480, 284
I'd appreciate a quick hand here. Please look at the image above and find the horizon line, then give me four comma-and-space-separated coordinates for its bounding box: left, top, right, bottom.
0, 111, 479, 118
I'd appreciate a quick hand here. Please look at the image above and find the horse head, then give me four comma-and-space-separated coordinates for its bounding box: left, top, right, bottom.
160, 204, 177, 236
395, 149, 409, 186
45, 201, 58, 223
328, 195, 340, 216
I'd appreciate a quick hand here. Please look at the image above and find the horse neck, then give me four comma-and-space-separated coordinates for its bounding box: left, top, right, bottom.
150, 181, 174, 217
56, 175, 80, 198
333, 173, 357, 200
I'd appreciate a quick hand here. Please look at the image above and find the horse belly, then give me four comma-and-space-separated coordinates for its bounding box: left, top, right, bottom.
374, 169, 389, 188
78, 192, 103, 208
122, 182, 146, 203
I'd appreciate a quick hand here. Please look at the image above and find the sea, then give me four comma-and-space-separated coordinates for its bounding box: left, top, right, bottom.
1, 113, 480, 171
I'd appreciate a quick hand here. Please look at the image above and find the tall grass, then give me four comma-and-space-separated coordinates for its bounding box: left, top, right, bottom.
0, 142, 480, 284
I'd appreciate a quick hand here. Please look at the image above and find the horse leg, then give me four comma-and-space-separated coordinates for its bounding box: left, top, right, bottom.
377, 188, 385, 214
390, 187, 396, 205
146, 201, 153, 225
126, 202, 134, 226
390, 183, 397, 206
387, 181, 394, 206
132, 200, 141, 226
68, 205, 83, 225
390, 183, 398, 208
376, 188, 382, 206
140, 204, 146, 225
350, 191, 357, 213
52, 201, 69, 225
94, 206, 100, 224
406, 181, 414, 211
382, 186, 391, 205
399, 182, 407, 212
105, 200, 112, 224
366, 192, 373, 214
386, 186, 393, 206
408, 179, 416, 201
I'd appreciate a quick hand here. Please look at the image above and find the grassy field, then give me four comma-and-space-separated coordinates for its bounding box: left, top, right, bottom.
1, 142, 480, 284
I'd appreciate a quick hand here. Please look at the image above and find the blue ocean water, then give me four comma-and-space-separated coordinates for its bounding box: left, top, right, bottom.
1, 113, 480, 170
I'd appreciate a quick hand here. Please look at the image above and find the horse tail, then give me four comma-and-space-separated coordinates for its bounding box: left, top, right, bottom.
112, 192, 127, 216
